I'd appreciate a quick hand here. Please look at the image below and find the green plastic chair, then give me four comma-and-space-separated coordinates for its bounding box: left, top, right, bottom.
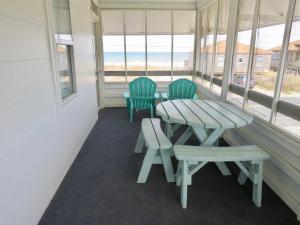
161, 78, 198, 100
123, 77, 157, 123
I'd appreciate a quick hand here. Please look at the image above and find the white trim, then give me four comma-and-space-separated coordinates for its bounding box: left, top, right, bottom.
270, 0, 296, 123
243, 0, 259, 109
220, 0, 238, 100
99, 2, 196, 10
44, 0, 77, 110
210, 0, 219, 90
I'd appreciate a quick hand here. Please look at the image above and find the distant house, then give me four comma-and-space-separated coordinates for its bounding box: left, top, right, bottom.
204, 41, 272, 76
271, 39, 300, 74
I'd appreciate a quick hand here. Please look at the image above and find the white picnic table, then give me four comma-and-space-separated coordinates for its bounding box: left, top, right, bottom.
156, 99, 253, 175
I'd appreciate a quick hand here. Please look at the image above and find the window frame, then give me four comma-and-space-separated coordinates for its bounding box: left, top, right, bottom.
45, 0, 77, 107
197, 0, 300, 141
100, 9, 197, 83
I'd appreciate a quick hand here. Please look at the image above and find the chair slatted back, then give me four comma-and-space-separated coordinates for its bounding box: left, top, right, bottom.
129, 77, 157, 108
168, 79, 197, 100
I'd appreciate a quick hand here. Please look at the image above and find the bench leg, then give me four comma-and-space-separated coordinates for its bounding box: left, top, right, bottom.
137, 148, 157, 183
181, 160, 188, 209
134, 132, 144, 153
160, 149, 175, 182
176, 161, 182, 186
238, 171, 248, 185
252, 161, 263, 207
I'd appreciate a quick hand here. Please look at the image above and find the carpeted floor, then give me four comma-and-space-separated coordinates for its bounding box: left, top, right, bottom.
39, 108, 299, 225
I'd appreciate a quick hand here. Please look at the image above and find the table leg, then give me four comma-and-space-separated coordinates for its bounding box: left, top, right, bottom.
192, 127, 231, 176
175, 127, 193, 145
166, 122, 173, 139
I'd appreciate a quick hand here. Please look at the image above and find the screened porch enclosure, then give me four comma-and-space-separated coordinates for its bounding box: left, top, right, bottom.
100, 9, 196, 82
96, 0, 300, 220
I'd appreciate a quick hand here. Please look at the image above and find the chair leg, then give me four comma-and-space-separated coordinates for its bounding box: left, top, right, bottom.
137, 148, 157, 183
134, 132, 144, 153
150, 106, 154, 118
252, 161, 263, 207
126, 98, 130, 115
130, 107, 134, 123
181, 160, 188, 209
160, 149, 175, 182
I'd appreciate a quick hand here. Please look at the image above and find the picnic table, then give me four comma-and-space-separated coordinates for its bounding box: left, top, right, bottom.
156, 99, 253, 175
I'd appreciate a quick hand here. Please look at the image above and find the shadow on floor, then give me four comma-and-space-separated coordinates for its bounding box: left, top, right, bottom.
39, 108, 299, 225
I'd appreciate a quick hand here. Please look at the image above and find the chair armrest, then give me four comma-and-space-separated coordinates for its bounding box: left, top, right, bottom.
123, 92, 129, 98
154, 92, 160, 99
161, 92, 169, 100
124, 92, 159, 99
193, 93, 199, 99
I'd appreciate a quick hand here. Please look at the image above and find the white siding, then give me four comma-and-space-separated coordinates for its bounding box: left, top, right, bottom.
0, 0, 98, 224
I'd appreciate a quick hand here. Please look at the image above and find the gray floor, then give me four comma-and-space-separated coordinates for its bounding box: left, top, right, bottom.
39, 108, 299, 225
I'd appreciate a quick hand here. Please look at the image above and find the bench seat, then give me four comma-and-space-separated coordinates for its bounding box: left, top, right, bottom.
174, 145, 270, 162
134, 118, 174, 183
174, 145, 270, 209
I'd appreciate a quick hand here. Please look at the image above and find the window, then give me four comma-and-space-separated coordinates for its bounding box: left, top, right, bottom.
275, 0, 300, 138
227, 0, 255, 107
100, 9, 196, 83
101, 10, 125, 82
199, 0, 300, 140
126, 35, 146, 81
147, 10, 172, 81
173, 10, 196, 80
247, 0, 288, 121
147, 35, 172, 81
102, 35, 126, 82
173, 34, 195, 80
50, 0, 76, 100
238, 55, 244, 64
216, 55, 225, 67
212, 0, 230, 94
255, 55, 263, 67
203, 2, 218, 88
57, 44, 75, 99
199, 9, 207, 77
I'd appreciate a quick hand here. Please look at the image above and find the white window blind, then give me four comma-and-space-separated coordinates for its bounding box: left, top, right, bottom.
173, 10, 195, 34
147, 10, 172, 34
101, 10, 124, 34
125, 10, 145, 34
217, 0, 230, 34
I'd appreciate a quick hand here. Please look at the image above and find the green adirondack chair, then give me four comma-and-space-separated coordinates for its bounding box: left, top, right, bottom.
124, 77, 157, 123
161, 78, 198, 100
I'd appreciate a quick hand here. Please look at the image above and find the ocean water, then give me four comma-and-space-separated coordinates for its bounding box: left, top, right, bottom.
104, 52, 192, 65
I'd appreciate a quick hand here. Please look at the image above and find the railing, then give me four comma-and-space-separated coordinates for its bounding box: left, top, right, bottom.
196, 71, 300, 122
104, 70, 193, 76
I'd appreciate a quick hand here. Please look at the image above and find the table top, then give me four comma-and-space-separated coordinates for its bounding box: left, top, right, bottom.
156, 99, 253, 129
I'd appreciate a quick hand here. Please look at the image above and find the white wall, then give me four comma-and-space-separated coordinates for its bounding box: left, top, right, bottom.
0, 0, 98, 224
